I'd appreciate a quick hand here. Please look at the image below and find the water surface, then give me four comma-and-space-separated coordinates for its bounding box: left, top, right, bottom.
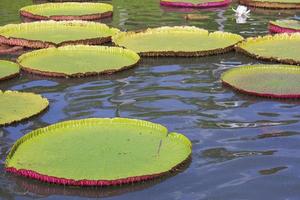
1, 0, 300, 199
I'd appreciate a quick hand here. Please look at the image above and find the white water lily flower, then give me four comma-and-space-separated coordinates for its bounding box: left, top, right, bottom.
232, 5, 250, 17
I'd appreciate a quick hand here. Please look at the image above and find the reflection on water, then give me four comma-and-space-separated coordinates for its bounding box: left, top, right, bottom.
1, 0, 300, 199
259, 166, 287, 176
4, 157, 191, 199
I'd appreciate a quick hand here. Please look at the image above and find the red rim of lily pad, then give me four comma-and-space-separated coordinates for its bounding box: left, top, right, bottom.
160, 0, 231, 8
5, 158, 191, 186
239, 0, 300, 9
20, 10, 113, 21
269, 20, 300, 33
0, 44, 23, 55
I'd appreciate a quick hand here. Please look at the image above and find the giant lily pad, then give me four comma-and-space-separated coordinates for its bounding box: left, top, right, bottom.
0, 90, 49, 126
0, 60, 20, 81
221, 64, 300, 98
0, 21, 119, 48
17, 45, 140, 77
112, 26, 243, 57
20, 3, 113, 21
239, 0, 300, 9
160, 0, 231, 8
269, 20, 300, 33
5, 118, 192, 186
235, 33, 300, 65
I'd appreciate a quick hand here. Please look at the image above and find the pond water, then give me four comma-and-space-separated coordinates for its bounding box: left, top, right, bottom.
1, 0, 300, 199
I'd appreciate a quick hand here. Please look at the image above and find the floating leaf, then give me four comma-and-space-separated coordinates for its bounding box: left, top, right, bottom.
0, 20, 119, 48
221, 64, 300, 98
17, 45, 140, 77
239, 0, 300, 9
0, 90, 49, 126
235, 33, 300, 65
0, 60, 20, 81
0, 44, 23, 55
160, 0, 231, 8
269, 20, 300, 33
20, 3, 113, 21
5, 118, 192, 186
113, 26, 243, 57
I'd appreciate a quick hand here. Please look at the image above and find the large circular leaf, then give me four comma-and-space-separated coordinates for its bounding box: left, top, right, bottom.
239, 0, 300, 9
269, 20, 300, 33
17, 45, 140, 77
112, 26, 243, 57
0, 90, 49, 126
235, 33, 300, 65
5, 118, 192, 186
160, 0, 231, 8
221, 64, 300, 98
20, 3, 113, 21
0, 60, 20, 81
0, 21, 119, 48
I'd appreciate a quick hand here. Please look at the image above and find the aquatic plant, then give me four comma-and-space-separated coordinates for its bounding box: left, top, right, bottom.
20, 3, 113, 21
160, 0, 231, 8
0, 90, 49, 126
222, 64, 300, 98
239, 0, 300, 9
17, 45, 140, 78
0, 44, 23, 54
235, 33, 300, 65
0, 20, 119, 48
5, 118, 192, 186
113, 26, 243, 57
269, 20, 300, 33
0, 60, 20, 81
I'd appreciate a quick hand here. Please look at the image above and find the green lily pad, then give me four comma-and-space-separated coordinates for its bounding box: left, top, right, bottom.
17, 45, 140, 77
0, 60, 20, 81
239, 0, 300, 9
112, 26, 243, 57
270, 20, 300, 30
269, 20, 300, 33
20, 3, 113, 21
221, 64, 300, 98
0, 90, 49, 126
0, 21, 119, 48
236, 33, 300, 65
5, 118, 192, 186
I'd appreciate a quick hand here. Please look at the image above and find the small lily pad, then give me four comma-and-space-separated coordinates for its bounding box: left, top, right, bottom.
5, 118, 192, 186
222, 64, 300, 98
0, 60, 20, 81
20, 3, 113, 21
0, 90, 49, 126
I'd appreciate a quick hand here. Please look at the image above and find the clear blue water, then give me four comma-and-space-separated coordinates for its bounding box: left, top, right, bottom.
1, 0, 300, 199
